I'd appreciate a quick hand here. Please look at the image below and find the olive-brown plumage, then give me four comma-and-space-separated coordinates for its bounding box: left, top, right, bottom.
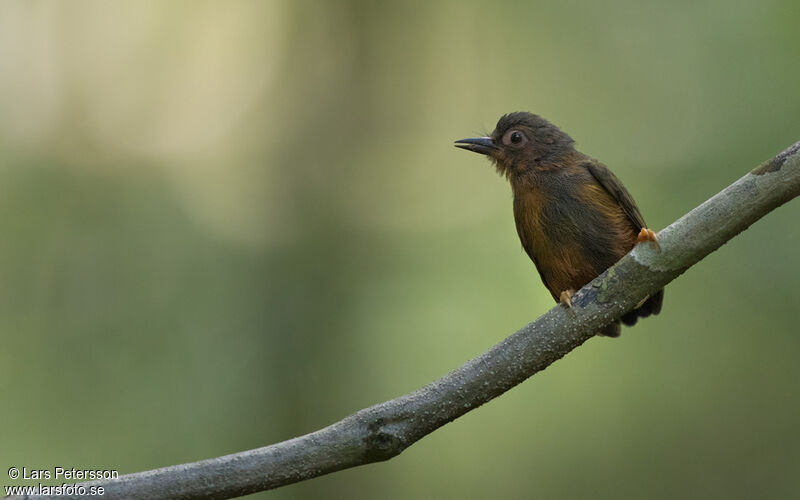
456, 112, 663, 337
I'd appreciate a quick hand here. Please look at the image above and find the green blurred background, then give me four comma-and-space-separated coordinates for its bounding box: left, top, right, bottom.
2, 1, 799, 498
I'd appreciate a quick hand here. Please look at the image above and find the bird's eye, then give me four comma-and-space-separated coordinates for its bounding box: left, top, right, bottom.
502, 129, 527, 146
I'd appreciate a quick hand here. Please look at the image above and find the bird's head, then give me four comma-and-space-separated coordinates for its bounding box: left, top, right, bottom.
455, 112, 575, 178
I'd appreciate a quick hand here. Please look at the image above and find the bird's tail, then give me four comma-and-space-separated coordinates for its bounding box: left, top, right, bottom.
598, 288, 663, 337
620, 288, 664, 326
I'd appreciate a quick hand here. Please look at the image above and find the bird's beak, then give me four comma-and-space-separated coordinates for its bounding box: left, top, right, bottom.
454, 136, 498, 156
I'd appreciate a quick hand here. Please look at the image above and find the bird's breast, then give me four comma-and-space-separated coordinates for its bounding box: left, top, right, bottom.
512, 177, 635, 298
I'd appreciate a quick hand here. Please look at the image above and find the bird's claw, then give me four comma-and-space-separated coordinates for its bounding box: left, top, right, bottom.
559, 289, 576, 312
637, 227, 661, 252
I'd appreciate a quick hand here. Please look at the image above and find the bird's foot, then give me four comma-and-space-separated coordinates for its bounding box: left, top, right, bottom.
637, 227, 661, 252
559, 289, 576, 311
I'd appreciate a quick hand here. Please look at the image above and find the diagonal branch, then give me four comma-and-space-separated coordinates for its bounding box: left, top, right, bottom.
9, 141, 800, 500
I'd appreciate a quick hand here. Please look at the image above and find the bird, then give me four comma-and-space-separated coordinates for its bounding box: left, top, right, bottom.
455, 112, 663, 337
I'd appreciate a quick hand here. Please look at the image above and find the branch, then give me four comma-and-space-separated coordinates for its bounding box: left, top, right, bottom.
10, 141, 800, 500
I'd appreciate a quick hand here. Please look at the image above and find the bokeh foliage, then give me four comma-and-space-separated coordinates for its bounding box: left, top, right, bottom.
1, 1, 799, 498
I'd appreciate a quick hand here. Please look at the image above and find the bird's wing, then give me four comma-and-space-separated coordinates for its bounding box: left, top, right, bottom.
584, 160, 646, 230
